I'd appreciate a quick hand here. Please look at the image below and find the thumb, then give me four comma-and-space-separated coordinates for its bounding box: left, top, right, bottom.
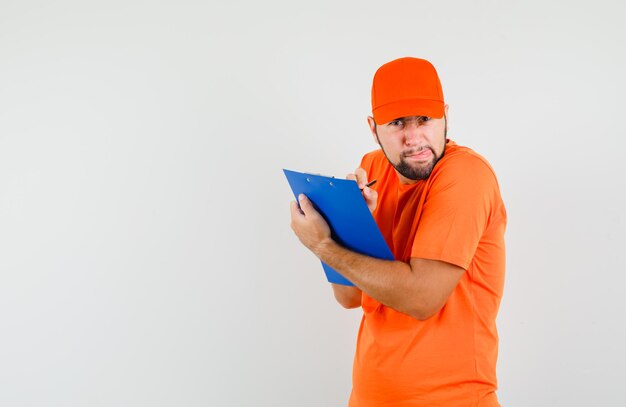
298, 194, 311, 215
298, 194, 315, 216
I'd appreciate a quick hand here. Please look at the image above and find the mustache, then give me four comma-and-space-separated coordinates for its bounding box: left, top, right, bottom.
402, 146, 434, 158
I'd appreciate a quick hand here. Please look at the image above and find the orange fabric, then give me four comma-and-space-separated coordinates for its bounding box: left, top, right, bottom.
349, 140, 507, 407
371, 57, 445, 124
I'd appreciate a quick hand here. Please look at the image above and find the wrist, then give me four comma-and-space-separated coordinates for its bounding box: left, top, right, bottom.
313, 237, 337, 260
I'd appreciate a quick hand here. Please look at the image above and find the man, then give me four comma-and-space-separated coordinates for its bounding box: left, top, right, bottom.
290, 57, 507, 406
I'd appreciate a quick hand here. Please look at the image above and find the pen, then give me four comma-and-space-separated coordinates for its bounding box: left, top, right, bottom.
360, 179, 377, 191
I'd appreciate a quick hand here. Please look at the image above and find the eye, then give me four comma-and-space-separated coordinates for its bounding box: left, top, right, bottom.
420, 116, 431, 122
388, 119, 404, 127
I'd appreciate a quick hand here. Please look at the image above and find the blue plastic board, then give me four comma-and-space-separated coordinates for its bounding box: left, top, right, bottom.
284, 169, 394, 286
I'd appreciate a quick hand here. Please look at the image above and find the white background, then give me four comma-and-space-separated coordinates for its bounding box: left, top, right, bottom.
1, 0, 625, 406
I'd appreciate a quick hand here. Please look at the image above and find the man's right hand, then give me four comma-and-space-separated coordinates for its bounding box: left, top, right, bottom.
346, 168, 378, 213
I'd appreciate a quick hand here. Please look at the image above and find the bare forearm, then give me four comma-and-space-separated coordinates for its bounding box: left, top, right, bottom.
290, 194, 463, 319
316, 240, 426, 318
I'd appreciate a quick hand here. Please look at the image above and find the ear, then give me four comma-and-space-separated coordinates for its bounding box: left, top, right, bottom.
444, 104, 449, 120
367, 116, 380, 146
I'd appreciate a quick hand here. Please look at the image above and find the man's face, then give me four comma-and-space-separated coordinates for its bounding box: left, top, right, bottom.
368, 106, 448, 184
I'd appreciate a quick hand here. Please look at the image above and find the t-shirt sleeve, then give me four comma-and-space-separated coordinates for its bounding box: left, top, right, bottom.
359, 149, 386, 183
410, 153, 498, 270
359, 150, 377, 175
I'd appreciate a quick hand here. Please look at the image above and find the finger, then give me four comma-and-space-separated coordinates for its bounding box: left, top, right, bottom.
364, 187, 378, 200
364, 188, 378, 213
346, 173, 357, 182
363, 187, 374, 201
299, 194, 322, 220
354, 167, 368, 188
297, 194, 314, 216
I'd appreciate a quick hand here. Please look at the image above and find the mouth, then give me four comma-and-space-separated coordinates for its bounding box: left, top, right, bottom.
404, 148, 433, 161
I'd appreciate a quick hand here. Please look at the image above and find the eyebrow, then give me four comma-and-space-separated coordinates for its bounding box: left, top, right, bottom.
390, 116, 430, 122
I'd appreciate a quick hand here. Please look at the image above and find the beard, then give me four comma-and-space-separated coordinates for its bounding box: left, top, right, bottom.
394, 146, 441, 181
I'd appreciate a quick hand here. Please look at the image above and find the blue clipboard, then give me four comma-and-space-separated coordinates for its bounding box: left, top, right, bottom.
284, 169, 394, 286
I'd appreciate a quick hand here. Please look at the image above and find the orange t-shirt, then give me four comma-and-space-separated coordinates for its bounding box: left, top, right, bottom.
349, 140, 507, 407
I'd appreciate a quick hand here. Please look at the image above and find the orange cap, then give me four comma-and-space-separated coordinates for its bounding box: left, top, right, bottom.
371, 57, 445, 124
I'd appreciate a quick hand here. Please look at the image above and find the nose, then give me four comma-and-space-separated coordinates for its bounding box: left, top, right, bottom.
403, 121, 423, 146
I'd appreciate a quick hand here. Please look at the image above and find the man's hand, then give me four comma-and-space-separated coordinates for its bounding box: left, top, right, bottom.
290, 194, 333, 257
346, 167, 378, 213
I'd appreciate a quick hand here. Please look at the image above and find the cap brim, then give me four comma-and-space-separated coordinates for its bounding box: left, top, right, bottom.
373, 99, 444, 125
